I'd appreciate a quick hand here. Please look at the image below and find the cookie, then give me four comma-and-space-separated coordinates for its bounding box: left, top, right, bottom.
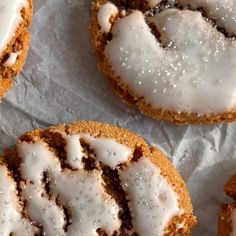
0, 120, 196, 235
218, 174, 236, 236
91, 0, 236, 124
0, 0, 33, 100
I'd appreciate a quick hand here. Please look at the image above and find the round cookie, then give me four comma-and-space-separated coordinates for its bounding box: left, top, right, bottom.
1, 120, 196, 236
91, 0, 236, 124
0, 0, 33, 100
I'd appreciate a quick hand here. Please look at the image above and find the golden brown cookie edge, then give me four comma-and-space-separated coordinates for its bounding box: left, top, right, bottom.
0, 0, 33, 100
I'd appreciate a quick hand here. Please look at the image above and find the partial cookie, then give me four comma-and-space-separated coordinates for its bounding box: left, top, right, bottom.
0, 0, 33, 100
218, 174, 236, 236
218, 203, 236, 236
0, 164, 39, 235
91, 0, 236, 124
1, 120, 196, 235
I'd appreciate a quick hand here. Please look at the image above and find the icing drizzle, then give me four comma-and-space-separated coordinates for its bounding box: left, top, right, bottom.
178, 0, 236, 34
146, 0, 162, 8
120, 157, 182, 236
99, 1, 236, 115
1, 132, 184, 235
4, 51, 21, 67
18, 141, 121, 236
0, 165, 37, 235
64, 135, 84, 169
64, 134, 131, 169
98, 2, 118, 33
82, 134, 131, 169
0, 0, 27, 54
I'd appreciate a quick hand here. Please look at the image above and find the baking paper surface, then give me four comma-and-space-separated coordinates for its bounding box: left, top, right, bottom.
0, 0, 236, 235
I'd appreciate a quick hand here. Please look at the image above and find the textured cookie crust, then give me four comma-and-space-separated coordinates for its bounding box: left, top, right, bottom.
218, 203, 236, 236
91, 0, 236, 124
0, 0, 33, 100
218, 174, 236, 236
224, 173, 236, 201
1, 120, 196, 236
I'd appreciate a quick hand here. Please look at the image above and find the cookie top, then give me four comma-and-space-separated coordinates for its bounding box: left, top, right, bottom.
92, 0, 236, 124
0, 120, 196, 235
0, 0, 32, 100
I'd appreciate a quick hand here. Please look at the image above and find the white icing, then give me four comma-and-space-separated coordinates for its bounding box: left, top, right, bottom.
18, 142, 61, 184
98, 2, 118, 33
176, 221, 185, 230
22, 182, 66, 236
18, 141, 121, 235
105, 9, 236, 114
64, 133, 131, 169
82, 134, 131, 169
50, 169, 121, 236
119, 157, 182, 236
178, 0, 236, 34
0, 0, 27, 54
232, 209, 236, 236
7, 133, 183, 235
18, 142, 66, 236
4, 51, 21, 67
65, 135, 83, 169
0, 165, 37, 236
146, 0, 162, 8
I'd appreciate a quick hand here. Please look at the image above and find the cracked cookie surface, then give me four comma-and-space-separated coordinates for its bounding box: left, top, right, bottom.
0, 120, 196, 236
91, 0, 236, 124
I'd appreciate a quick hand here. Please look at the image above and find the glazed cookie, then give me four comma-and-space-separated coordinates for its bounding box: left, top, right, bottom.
0, 0, 33, 100
91, 0, 236, 124
0, 120, 196, 235
218, 174, 236, 236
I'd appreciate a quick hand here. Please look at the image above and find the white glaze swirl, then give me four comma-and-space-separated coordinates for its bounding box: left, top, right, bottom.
99, 1, 236, 115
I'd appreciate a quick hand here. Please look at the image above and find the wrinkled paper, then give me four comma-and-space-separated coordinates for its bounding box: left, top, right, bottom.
0, 0, 236, 235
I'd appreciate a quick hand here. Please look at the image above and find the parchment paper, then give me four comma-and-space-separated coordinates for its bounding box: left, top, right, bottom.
1, 0, 236, 235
